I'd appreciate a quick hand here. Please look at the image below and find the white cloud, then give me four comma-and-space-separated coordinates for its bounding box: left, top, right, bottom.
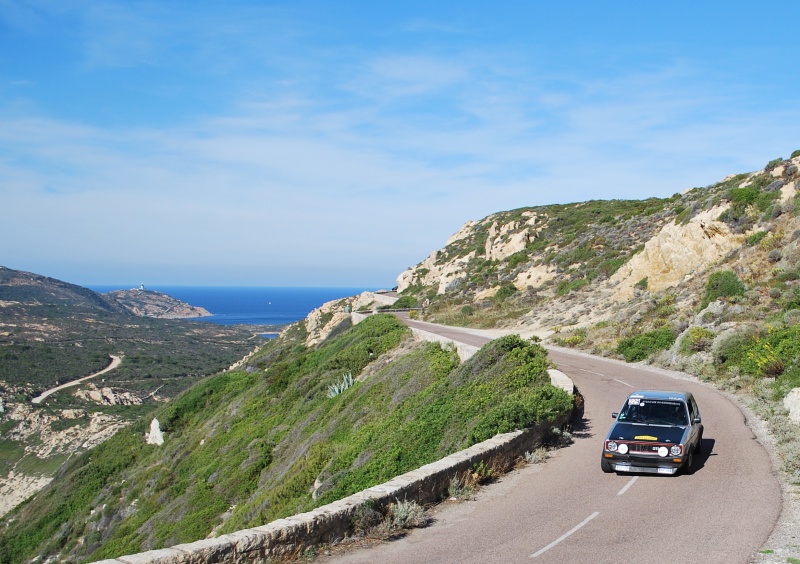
2, 2, 799, 285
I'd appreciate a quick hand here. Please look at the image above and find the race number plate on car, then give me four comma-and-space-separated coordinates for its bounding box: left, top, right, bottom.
615, 464, 631, 472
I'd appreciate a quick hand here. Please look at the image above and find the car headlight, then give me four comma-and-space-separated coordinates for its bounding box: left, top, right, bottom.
618, 443, 629, 455
606, 441, 618, 452
670, 445, 682, 456
657, 446, 669, 457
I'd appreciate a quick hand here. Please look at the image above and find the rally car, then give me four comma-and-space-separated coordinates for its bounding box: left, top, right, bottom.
601, 390, 703, 476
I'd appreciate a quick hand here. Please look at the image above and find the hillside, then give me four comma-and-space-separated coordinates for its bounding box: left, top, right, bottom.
0, 268, 265, 519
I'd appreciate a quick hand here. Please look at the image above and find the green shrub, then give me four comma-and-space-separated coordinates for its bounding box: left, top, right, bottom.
700, 270, 745, 309
791, 149, 800, 159
766, 157, 784, 170
493, 284, 517, 302
470, 386, 573, 443
507, 251, 529, 269
392, 296, 418, 309
679, 327, 715, 355
746, 231, 768, 246
616, 327, 675, 362
553, 328, 587, 348
556, 278, 590, 296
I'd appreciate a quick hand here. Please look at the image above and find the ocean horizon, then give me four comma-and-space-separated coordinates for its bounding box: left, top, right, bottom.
87, 285, 375, 327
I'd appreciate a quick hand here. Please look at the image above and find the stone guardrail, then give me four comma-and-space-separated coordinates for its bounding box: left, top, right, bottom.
94, 319, 576, 564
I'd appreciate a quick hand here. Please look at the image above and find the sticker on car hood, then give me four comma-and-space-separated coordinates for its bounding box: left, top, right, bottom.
634, 435, 658, 441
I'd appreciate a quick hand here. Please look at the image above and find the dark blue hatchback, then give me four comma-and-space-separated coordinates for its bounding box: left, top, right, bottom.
601, 390, 703, 476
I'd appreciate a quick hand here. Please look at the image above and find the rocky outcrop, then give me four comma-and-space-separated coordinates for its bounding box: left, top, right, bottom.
74, 383, 144, 406
397, 212, 544, 295
0, 399, 130, 517
297, 291, 399, 347
103, 288, 212, 319
608, 205, 743, 301
396, 248, 475, 295
146, 418, 164, 445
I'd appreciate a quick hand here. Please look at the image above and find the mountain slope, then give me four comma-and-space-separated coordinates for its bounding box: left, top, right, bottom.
0, 266, 129, 317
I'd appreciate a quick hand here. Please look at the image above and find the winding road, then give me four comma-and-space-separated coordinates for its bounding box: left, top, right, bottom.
31, 354, 122, 404
326, 323, 782, 564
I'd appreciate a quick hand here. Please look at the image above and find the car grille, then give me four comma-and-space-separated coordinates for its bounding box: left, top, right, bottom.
626, 442, 669, 454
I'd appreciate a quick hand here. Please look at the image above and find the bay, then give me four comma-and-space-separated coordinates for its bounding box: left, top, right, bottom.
87, 286, 372, 327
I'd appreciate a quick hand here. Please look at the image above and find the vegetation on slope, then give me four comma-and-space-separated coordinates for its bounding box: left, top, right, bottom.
401, 155, 798, 333
0, 314, 572, 563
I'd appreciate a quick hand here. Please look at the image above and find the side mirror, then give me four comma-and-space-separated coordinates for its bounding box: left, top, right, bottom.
612, 412, 619, 419
692, 416, 701, 424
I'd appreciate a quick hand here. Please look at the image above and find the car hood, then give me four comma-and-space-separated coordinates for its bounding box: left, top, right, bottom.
607, 422, 687, 444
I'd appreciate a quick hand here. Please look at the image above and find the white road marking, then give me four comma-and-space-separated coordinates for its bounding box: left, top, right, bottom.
579, 368, 604, 376
530, 511, 600, 558
618, 476, 638, 496
613, 378, 634, 388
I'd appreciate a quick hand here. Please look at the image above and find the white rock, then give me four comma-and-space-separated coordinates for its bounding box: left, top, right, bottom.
146, 418, 164, 445
783, 388, 800, 425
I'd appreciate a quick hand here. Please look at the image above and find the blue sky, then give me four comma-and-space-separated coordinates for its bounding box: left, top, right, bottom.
1, 1, 799, 287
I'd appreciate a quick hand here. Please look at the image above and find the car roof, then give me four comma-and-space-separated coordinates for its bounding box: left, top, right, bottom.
627, 390, 691, 402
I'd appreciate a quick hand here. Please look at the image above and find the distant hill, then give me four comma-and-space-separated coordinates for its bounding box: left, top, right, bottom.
0, 266, 129, 316
103, 287, 211, 319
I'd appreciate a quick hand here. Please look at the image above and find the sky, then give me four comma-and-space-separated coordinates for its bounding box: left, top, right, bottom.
1, 1, 799, 288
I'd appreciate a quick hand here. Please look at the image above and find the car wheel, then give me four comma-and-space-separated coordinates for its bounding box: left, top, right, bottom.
682, 449, 694, 475
601, 457, 614, 473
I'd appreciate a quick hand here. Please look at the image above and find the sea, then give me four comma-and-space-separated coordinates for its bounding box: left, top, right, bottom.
87, 286, 372, 328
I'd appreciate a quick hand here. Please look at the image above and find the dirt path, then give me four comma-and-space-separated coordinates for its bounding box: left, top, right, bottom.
31, 355, 122, 404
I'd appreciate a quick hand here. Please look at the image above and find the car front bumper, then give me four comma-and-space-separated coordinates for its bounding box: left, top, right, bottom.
603, 453, 684, 475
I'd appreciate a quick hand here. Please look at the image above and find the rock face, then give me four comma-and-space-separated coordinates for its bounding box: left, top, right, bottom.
0, 400, 129, 517
74, 383, 144, 406
299, 291, 398, 347
396, 211, 545, 295
103, 288, 212, 319
608, 205, 743, 301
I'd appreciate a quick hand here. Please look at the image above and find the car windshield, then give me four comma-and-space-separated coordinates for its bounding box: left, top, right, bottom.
617, 399, 688, 426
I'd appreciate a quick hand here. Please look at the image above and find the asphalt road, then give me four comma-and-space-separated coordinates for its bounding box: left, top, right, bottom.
324, 324, 782, 564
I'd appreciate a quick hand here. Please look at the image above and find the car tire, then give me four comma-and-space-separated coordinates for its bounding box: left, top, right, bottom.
601, 457, 614, 473
682, 449, 694, 475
